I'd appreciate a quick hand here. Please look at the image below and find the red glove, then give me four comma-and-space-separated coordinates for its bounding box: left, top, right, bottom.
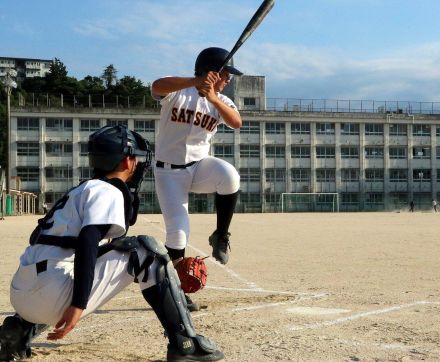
175, 256, 208, 293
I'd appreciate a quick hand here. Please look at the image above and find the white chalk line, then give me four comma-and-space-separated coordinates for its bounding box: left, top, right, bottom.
231, 294, 326, 312
68, 292, 326, 334
335, 338, 440, 355
113, 286, 324, 300
289, 301, 440, 331
205, 285, 326, 297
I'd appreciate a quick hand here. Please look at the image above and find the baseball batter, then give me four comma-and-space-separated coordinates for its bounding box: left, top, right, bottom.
0, 125, 224, 362
151, 47, 242, 310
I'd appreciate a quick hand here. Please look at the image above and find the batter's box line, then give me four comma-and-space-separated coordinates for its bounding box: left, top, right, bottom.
289, 300, 440, 332
205, 285, 327, 298
70, 293, 327, 335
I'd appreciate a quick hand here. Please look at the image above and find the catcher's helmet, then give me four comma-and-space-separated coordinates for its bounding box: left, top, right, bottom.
194, 47, 243, 76
88, 125, 152, 173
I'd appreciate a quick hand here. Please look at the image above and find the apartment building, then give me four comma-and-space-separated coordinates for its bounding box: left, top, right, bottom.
0, 57, 52, 82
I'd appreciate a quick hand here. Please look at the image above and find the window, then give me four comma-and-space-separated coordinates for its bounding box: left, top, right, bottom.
437, 170, 440, 182
80, 143, 88, 156
240, 193, 260, 204
341, 169, 359, 182
365, 146, 384, 159
291, 168, 310, 182
389, 147, 406, 159
341, 146, 359, 159
436, 147, 440, 159
436, 127, 440, 137
45, 167, 72, 181
265, 168, 286, 182
240, 121, 260, 134
316, 146, 335, 159
365, 169, 384, 181
213, 144, 234, 157
46, 143, 73, 156
80, 119, 100, 131
240, 144, 260, 158
107, 119, 128, 127
243, 97, 256, 106
413, 147, 431, 159
134, 120, 155, 132
389, 169, 408, 182
16, 167, 39, 182
265, 122, 285, 134
341, 193, 359, 204
264, 192, 281, 205
291, 146, 310, 158
389, 124, 407, 136
239, 168, 261, 182
139, 192, 159, 210
46, 118, 72, 131
217, 123, 234, 134
79, 167, 92, 182
291, 123, 310, 134
266, 145, 285, 158
316, 122, 335, 134
17, 142, 39, 156
143, 167, 154, 181
340, 123, 359, 135
17, 117, 39, 130
365, 123, 383, 135
413, 169, 431, 182
366, 193, 383, 204
412, 124, 430, 136
45, 192, 65, 204
316, 169, 335, 182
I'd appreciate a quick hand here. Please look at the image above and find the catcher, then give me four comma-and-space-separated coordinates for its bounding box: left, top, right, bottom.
0, 125, 224, 361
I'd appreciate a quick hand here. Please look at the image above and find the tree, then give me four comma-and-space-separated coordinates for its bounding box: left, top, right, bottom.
101, 64, 118, 89
114, 76, 147, 96
78, 76, 105, 94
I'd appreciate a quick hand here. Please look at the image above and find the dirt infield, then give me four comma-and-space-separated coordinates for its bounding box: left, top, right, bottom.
0, 212, 439, 361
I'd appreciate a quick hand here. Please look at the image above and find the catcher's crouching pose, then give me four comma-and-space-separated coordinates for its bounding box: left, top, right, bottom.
0, 125, 224, 362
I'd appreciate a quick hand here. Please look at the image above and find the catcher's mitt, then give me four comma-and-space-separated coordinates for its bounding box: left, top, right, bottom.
175, 256, 208, 294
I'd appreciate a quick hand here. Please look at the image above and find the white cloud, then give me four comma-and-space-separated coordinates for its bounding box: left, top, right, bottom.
237, 42, 440, 100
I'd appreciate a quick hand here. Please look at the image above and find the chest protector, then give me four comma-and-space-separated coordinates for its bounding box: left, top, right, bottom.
29, 178, 138, 248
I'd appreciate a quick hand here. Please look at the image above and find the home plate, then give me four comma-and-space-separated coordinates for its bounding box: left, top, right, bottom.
286, 307, 350, 315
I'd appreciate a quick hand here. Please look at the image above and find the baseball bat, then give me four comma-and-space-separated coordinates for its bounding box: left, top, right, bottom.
219, 0, 275, 72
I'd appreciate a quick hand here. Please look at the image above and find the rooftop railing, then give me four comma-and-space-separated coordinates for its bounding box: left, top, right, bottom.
9, 93, 440, 114
265, 98, 440, 114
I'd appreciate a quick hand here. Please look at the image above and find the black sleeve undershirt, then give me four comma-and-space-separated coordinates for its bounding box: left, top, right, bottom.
72, 224, 111, 309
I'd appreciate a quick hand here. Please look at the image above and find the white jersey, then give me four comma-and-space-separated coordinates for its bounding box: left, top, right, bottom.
19, 179, 126, 265
155, 87, 238, 165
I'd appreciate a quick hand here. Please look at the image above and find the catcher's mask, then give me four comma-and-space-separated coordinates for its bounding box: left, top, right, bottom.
88, 125, 152, 191
194, 47, 243, 76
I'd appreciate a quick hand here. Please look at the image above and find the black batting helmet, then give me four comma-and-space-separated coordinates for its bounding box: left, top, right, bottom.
194, 47, 243, 76
88, 125, 152, 173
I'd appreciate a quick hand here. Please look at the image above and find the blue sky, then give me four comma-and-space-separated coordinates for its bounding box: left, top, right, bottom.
2, 0, 440, 101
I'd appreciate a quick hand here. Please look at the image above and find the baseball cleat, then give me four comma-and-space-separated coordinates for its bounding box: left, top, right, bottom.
0, 316, 32, 361
166, 344, 224, 361
209, 232, 231, 265
185, 294, 201, 312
